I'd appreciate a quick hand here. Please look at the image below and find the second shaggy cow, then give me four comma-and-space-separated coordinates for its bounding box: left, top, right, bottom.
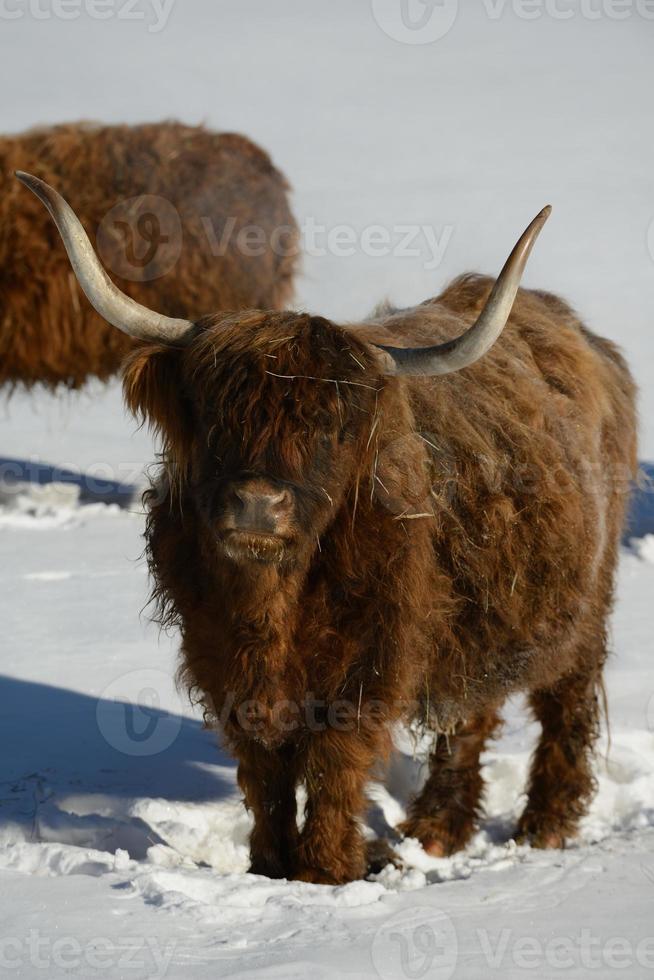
1, 121, 297, 388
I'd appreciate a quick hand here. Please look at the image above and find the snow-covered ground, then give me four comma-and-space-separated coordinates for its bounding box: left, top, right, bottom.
1, 2, 653, 977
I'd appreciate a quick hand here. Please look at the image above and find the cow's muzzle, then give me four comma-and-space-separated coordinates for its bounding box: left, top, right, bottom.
217, 478, 294, 564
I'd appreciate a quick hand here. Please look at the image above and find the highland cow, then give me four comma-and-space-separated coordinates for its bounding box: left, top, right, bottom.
1, 122, 297, 389
20, 172, 637, 885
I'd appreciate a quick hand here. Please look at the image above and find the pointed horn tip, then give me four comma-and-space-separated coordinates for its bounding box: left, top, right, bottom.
15, 171, 50, 200
15, 170, 37, 186
520, 205, 551, 244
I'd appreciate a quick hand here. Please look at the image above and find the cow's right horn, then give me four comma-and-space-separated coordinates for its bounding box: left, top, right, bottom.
16, 171, 196, 346
375, 205, 551, 377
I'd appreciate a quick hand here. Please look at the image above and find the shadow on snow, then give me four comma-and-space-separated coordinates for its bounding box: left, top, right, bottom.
0, 456, 138, 508
0, 675, 236, 860
625, 461, 654, 542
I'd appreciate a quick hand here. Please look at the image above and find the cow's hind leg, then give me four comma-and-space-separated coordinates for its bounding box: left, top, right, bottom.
517, 664, 603, 848
399, 708, 501, 857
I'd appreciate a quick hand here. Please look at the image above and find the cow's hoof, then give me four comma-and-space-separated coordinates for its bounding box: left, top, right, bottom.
514, 828, 568, 849
365, 838, 404, 875
514, 815, 572, 849
248, 859, 287, 879
293, 866, 346, 885
398, 818, 471, 857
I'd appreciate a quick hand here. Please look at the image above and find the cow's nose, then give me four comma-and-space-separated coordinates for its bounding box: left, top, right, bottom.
230, 481, 293, 533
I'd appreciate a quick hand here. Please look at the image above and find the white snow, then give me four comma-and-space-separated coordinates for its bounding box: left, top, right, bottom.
1, 2, 653, 978
633, 534, 654, 564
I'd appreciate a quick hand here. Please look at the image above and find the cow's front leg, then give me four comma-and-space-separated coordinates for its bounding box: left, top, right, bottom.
237, 741, 298, 879
294, 730, 378, 885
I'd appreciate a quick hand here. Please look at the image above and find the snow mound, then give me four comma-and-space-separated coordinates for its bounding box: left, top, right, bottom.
632, 534, 654, 563
0, 484, 133, 530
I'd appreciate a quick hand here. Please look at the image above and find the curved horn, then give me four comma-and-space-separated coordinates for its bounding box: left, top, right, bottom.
15, 171, 196, 345
377, 205, 551, 377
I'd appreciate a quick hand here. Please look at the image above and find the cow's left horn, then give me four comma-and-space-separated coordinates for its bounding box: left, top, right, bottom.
15, 171, 196, 345
376, 205, 551, 377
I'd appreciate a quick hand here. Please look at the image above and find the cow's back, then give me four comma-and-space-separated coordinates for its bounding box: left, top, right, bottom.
401, 275, 637, 716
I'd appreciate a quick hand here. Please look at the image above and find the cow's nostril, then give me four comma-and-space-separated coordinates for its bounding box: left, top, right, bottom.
231, 489, 248, 511
232, 488, 288, 508
227, 483, 292, 531
268, 489, 291, 512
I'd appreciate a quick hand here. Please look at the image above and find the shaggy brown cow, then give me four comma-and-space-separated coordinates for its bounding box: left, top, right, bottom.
20, 172, 637, 885
1, 122, 297, 388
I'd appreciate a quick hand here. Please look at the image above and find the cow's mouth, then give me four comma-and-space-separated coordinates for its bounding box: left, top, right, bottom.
220, 530, 289, 565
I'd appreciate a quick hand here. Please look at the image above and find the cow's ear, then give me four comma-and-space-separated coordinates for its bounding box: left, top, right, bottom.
122, 344, 192, 463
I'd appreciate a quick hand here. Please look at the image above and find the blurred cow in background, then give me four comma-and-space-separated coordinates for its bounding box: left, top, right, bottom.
1, 121, 297, 389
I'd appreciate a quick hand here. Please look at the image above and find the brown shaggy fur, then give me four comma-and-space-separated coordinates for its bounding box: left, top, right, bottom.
0, 121, 297, 389
121, 274, 637, 884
